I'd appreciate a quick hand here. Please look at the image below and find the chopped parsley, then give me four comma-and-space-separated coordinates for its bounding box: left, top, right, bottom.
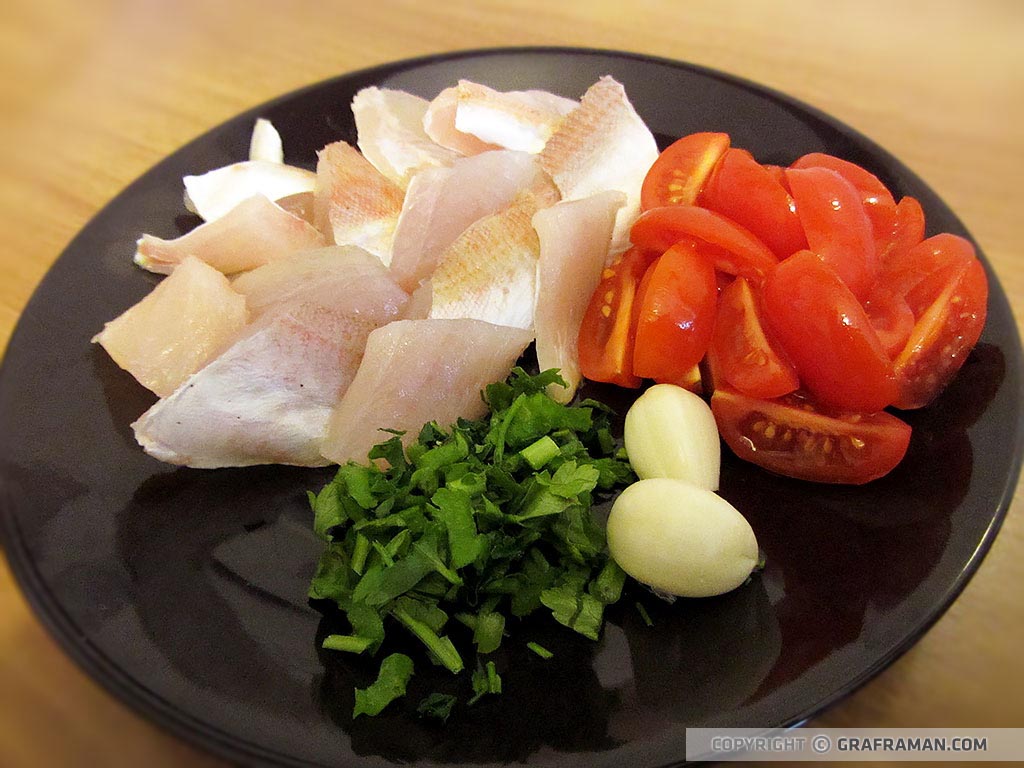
308, 368, 634, 717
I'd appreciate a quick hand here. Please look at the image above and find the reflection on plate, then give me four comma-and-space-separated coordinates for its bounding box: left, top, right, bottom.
0, 48, 1021, 768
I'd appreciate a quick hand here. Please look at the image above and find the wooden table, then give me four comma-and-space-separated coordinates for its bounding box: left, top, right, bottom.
2, 1, 1022, 765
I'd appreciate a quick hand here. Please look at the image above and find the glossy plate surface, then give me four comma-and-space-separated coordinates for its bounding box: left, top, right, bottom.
1, 48, 1021, 768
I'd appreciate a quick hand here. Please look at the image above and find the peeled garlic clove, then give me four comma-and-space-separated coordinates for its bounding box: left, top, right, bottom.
624, 383, 721, 490
607, 478, 758, 598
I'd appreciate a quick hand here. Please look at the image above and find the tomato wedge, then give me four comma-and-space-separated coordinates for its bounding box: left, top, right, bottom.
578, 247, 656, 387
790, 153, 897, 255
708, 277, 798, 399
892, 256, 988, 409
711, 386, 912, 484
632, 242, 717, 385
879, 233, 975, 306
785, 166, 876, 300
863, 286, 916, 359
640, 132, 730, 210
879, 195, 926, 266
763, 251, 897, 413
630, 205, 778, 284
699, 148, 807, 259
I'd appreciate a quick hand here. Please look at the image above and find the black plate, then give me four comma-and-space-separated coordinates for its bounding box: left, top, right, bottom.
1, 48, 1021, 768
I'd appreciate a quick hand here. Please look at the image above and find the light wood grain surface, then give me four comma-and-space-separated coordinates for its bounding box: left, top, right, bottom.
1, 1, 1022, 766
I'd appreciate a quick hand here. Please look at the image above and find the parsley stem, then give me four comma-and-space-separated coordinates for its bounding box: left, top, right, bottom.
520, 435, 560, 469
322, 634, 373, 654
392, 607, 464, 674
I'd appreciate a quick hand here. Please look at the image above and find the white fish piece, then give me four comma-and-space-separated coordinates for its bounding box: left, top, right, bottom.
134, 194, 325, 275
321, 318, 532, 465
428, 186, 557, 330
533, 191, 626, 403
352, 87, 461, 188
426, 80, 578, 155
249, 118, 284, 163
313, 141, 404, 264
133, 272, 409, 468
183, 160, 317, 222
232, 245, 393, 317
422, 86, 497, 156
539, 76, 658, 254
94, 256, 248, 397
389, 149, 546, 292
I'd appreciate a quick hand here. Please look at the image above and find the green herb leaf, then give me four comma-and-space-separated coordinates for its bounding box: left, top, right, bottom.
352, 653, 414, 718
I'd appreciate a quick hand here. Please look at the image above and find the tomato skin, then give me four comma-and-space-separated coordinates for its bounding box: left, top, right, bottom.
578, 248, 656, 388
879, 233, 975, 309
785, 166, 877, 300
699, 148, 807, 259
708, 277, 799, 399
711, 386, 912, 484
640, 132, 730, 210
630, 205, 778, 284
863, 286, 916, 359
879, 196, 926, 266
892, 256, 989, 409
790, 152, 897, 255
763, 250, 897, 412
632, 242, 717, 385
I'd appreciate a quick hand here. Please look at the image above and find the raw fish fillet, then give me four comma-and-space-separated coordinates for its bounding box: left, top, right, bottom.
539, 76, 658, 253
428, 185, 558, 330
183, 160, 317, 222
352, 87, 460, 188
232, 246, 394, 318
313, 141, 404, 263
249, 118, 283, 163
533, 191, 625, 403
389, 150, 546, 291
134, 194, 325, 275
94, 256, 248, 397
424, 80, 578, 155
321, 319, 532, 465
133, 273, 408, 468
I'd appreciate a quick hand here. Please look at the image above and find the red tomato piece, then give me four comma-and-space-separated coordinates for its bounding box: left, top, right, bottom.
879, 196, 926, 266
630, 205, 778, 284
699, 148, 807, 259
711, 386, 912, 484
762, 164, 788, 188
708, 277, 799, 399
763, 251, 897, 412
791, 152, 897, 256
640, 132, 730, 210
892, 256, 989, 409
863, 286, 916, 359
578, 247, 656, 387
632, 242, 717, 385
878, 233, 975, 305
785, 166, 877, 300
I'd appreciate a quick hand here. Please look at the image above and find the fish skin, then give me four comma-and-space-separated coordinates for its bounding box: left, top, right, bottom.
539, 76, 658, 255
133, 269, 408, 468
321, 318, 533, 466
533, 191, 626, 403
135, 194, 325, 275
313, 141, 405, 264
389, 149, 545, 292
428, 183, 558, 330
